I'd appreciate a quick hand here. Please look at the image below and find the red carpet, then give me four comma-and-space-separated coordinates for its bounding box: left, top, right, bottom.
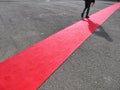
0, 3, 120, 90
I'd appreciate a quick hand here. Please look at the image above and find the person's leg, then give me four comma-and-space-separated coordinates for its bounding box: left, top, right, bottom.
81, 1, 87, 18
86, 2, 91, 18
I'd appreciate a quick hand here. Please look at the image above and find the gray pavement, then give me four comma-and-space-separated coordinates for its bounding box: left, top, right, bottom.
0, 0, 120, 90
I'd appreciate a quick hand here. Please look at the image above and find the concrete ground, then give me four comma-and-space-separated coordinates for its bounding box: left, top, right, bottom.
0, 0, 120, 90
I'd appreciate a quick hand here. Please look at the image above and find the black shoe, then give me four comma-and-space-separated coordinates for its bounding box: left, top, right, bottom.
86, 16, 89, 18
81, 13, 84, 18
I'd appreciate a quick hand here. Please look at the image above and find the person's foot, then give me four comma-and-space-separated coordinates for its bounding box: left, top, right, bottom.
81, 13, 84, 18
86, 16, 89, 18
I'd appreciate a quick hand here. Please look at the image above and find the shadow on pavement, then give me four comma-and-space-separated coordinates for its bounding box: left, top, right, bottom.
83, 18, 113, 42
95, 26, 113, 42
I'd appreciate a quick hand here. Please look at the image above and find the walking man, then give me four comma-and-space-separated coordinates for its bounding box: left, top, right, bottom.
81, 0, 95, 18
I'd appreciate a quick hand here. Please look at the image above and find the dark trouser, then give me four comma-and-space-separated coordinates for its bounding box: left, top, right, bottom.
82, 1, 91, 17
